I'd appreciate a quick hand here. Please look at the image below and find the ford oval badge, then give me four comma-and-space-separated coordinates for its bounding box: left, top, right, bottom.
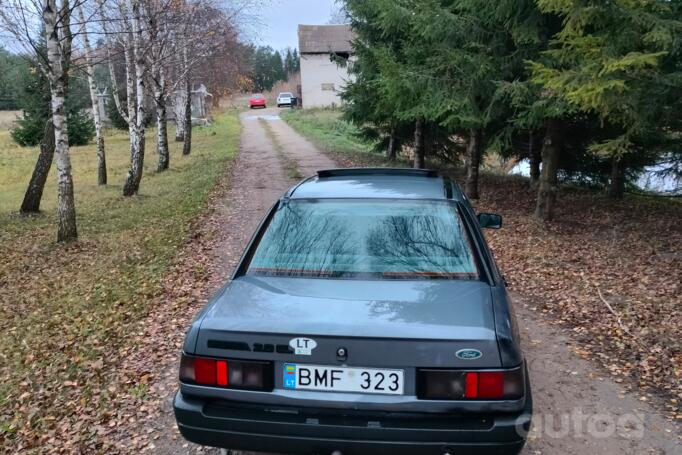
289, 337, 317, 355
456, 349, 483, 360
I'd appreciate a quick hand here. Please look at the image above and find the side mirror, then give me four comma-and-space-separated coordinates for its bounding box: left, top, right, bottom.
478, 212, 502, 229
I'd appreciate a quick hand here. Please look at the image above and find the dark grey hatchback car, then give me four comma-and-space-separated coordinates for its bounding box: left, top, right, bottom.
174, 168, 532, 455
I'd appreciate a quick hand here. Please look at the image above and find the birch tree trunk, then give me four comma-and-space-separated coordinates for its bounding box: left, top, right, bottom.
44, 0, 77, 241
465, 128, 483, 200
124, 42, 136, 126
78, 6, 106, 185
122, 0, 147, 197
51, 84, 78, 241
121, 41, 138, 195
174, 90, 186, 142
535, 119, 564, 221
182, 62, 192, 156
149, 19, 169, 171
20, 119, 55, 213
156, 88, 170, 171
413, 119, 425, 168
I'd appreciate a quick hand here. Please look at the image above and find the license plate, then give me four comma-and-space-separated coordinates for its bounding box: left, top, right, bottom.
283, 363, 404, 395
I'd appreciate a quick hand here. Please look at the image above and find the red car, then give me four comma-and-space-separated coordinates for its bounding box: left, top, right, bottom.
248, 93, 267, 109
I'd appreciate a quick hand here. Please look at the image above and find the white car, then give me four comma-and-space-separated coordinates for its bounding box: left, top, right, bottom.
276, 92, 294, 107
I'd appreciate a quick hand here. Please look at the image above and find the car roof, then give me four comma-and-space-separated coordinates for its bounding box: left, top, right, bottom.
285, 168, 463, 201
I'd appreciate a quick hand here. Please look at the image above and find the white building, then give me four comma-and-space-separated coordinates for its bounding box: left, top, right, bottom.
298, 24, 355, 108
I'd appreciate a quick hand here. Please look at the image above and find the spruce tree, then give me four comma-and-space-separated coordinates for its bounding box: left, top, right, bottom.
272, 51, 286, 83
342, 0, 412, 159
530, 0, 682, 198
292, 48, 300, 72
284, 48, 294, 78
107, 90, 129, 130
11, 61, 95, 147
344, 0, 463, 168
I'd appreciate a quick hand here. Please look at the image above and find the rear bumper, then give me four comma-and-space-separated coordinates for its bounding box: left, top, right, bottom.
174, 388, 532, 455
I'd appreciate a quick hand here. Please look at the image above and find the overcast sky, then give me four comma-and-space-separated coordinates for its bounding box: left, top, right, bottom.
256, 0, 339, 51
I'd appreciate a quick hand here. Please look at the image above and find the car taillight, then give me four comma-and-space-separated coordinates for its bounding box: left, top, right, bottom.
179, 354, 273, 391
193, 357, 216, 385
418, 367, 524, 400
465, 371, 505, 399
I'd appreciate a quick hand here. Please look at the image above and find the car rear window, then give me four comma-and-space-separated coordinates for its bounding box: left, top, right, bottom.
247, 200, 479, 280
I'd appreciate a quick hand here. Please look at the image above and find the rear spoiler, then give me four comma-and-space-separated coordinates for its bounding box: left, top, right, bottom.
317, 168, 438, 178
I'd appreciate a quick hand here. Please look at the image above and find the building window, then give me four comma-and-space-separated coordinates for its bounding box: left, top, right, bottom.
321, 83, 335, 91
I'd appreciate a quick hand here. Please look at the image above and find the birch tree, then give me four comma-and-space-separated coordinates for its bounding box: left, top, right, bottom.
169, 1, 250, 156
100, 0, 149, 196
0, 0, 79, 241
20, 119, 55, 213
99, 0, 253, 182
173, 84, 187, 141
146, 0, 193, 170
122, 0, 148, 196
101, 0, 207, 182
44, 1, 78, 239
78, 5, 107, 185
167, 1, 193, 145
170, 1, 198, 155
181, 45, 192, 155
148, 5, 171, 171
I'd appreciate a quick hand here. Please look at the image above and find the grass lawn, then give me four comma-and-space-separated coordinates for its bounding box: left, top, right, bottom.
0, 112, 240, 450
281, 108, 377, 156
282, 108, 682, 418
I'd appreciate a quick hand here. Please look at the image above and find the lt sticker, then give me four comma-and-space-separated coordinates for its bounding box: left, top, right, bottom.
289, 337, 317, 355
284, 364, 297, 388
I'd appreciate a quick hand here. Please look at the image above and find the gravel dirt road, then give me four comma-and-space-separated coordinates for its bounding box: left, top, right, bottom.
123, 108, 679, 455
